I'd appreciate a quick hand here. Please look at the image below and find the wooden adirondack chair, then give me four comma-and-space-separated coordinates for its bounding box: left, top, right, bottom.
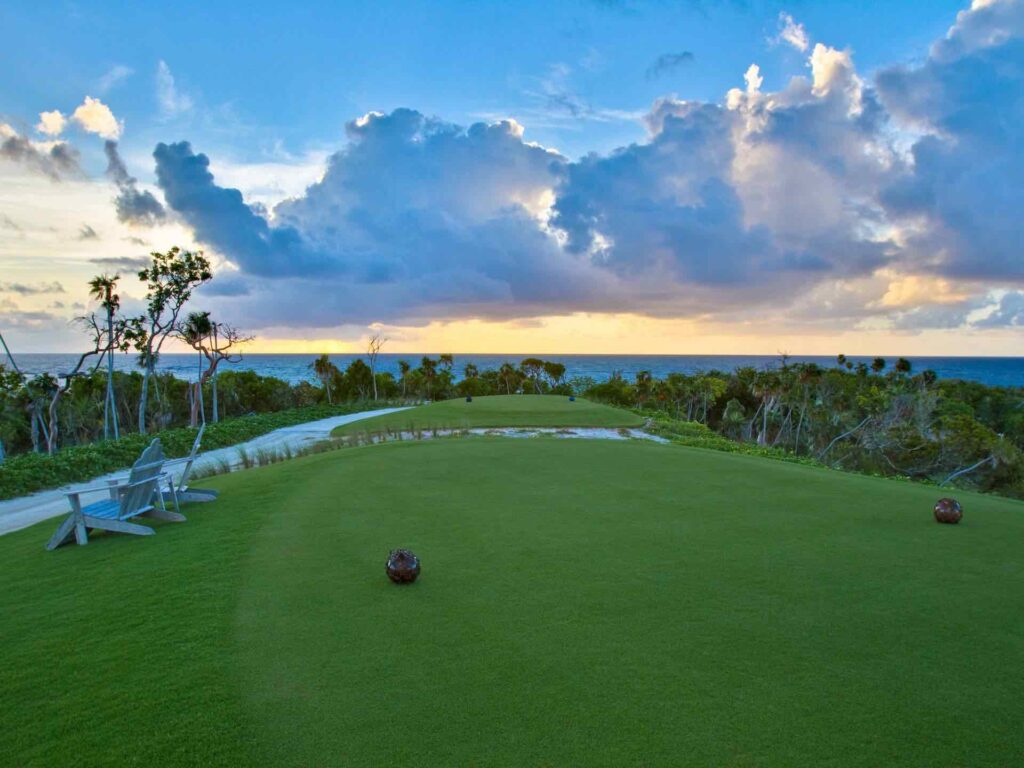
160, 424, 219, 509
46, 439, 184, 550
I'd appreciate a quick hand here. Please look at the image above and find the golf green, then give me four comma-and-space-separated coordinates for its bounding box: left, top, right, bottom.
330, 394, 644, 436
2, 437, 1022, 766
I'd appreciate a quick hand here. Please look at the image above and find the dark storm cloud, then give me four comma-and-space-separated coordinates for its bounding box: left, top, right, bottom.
154, 140, 332, 277
876, 4, 1024, 282
103, 141, 167, 226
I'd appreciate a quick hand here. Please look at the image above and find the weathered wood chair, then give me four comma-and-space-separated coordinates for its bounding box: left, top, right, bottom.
160, 424, 219, 510
46, 439, 184, 550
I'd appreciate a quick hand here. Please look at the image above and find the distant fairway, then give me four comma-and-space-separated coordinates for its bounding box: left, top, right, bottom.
330, 394, 644, 436
2, 435, 1023, 766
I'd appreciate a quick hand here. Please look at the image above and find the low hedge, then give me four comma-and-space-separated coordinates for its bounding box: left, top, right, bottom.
0, 402, 394, 500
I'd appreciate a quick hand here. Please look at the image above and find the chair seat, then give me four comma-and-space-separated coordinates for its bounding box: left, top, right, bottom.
81, 500, 120, 519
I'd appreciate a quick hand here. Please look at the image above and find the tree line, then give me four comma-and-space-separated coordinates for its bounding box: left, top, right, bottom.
3, 256, 1022, 499
0, 247, 245, 456
582, 357, 1024, 498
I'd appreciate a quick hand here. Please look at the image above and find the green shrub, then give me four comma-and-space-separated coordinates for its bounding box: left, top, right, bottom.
0, 402, 387, 499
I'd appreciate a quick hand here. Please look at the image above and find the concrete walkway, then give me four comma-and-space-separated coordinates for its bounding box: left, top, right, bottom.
0, 407, 410, 537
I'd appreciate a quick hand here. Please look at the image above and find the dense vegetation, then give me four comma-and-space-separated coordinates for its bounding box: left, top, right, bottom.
0, 402, 386, 500
256, 353, 1024, 498
4, 350, 1023, 499
3, 436, 1022, 765
1, 247, 1020, 498
587, 359, 1024, 498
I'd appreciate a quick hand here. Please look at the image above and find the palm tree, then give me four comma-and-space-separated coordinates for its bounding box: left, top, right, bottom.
88, 274, 121, 440
311, 354, 336, 404
635, 370, 653, 408
463, 363, 479, 380
420, 357, 438, 399
179, 311, 212, 425
398, 360, 411, 398
498, 362, 517, 395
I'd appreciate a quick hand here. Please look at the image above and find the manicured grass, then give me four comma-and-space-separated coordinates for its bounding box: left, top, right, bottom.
331, 394, 644, 436
2, 438, 1023, 766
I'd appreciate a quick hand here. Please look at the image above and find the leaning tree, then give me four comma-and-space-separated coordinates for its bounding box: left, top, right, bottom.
134, 248, 212, 433
178, 312, 251, 426
45, 313, 130, 454
87, 274, 122, 441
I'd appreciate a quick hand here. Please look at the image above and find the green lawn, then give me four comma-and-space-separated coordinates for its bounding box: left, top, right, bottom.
2, 437, 1023, 765
330, 394, 644, 436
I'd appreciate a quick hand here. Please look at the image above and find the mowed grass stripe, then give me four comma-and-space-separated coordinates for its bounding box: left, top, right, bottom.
330, 394, 644, 436
234, 438, 1023, 766
2, 436, 1023, 766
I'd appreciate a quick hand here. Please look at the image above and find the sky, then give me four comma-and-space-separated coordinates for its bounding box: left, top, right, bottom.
2, 0, 1023, 355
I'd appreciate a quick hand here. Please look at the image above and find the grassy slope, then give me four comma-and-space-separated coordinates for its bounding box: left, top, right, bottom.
2, 438, 1023, 766
331, 394, 644, 436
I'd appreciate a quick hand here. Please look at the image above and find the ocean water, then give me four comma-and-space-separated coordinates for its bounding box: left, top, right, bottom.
6, 353, 1024, 388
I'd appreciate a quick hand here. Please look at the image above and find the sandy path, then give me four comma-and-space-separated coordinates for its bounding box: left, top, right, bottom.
0, 407, 410, 537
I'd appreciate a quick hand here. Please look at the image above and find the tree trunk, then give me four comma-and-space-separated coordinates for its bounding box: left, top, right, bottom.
47, 393, 60, 454
191, 351, 206, 427
29, 406, 41, 452
138, 359, 153, 433
747, 401, 763, 441
104, 305, 119, 440
818, 416, 871, 461
794, 401, 807, 454
941, 455, 996, 487
211, 370, 219, 423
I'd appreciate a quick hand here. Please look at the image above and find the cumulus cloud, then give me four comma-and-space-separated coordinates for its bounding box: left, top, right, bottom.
156, 61, 194, 118
154, 140, 330, 277
103, 140, 167, 226
147, 1, 1024, 334
646, 51, 695, 79
0, 123, 81, 180
774, 12, 810, 52
71, 96, 122, 139
876, 0, 1024, 282
155, 109, 627, 326
36, 110, 67, 136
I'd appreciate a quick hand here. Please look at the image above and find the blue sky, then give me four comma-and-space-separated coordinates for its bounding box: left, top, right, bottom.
2, 0, 965, 160
2, 0, 1023, 354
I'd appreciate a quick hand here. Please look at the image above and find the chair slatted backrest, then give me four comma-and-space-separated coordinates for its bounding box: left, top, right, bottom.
177, 424, 205, 489
117, 439, 165, 520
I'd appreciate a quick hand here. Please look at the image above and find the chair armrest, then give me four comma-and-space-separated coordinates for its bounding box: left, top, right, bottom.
66, 483, 129, 500
111, 474, 167, 495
